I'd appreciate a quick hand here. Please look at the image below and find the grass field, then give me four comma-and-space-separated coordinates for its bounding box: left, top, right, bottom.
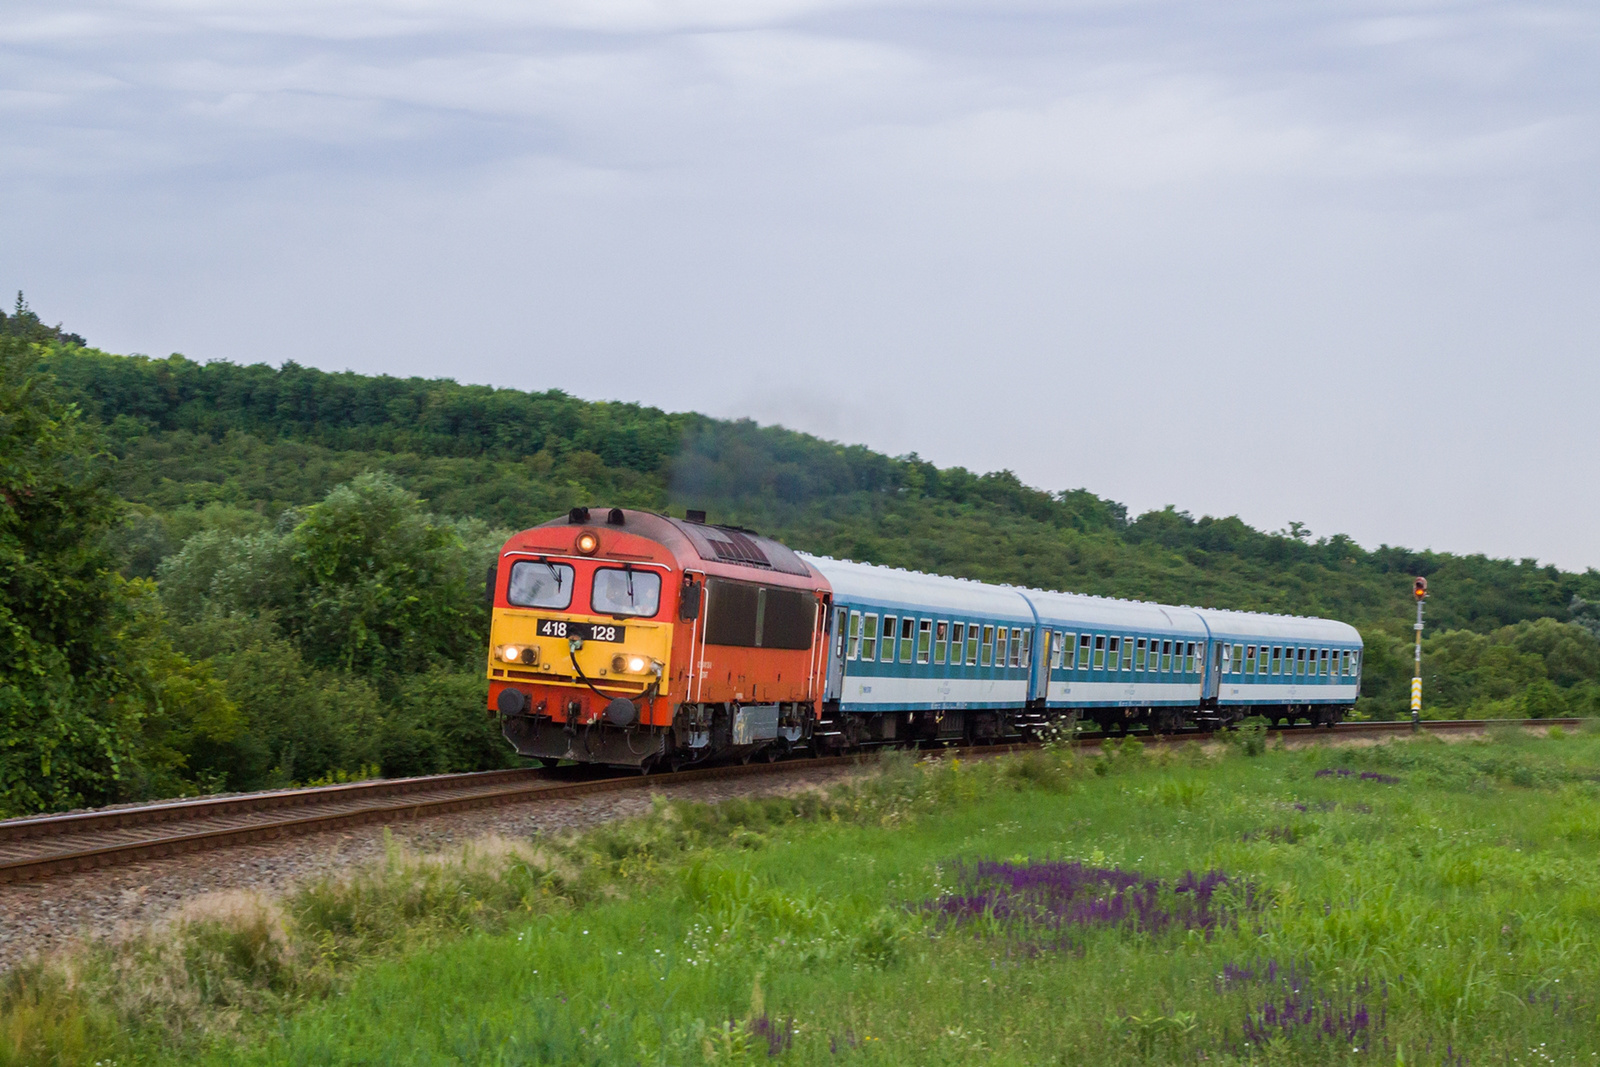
7, 727, 1600, 1065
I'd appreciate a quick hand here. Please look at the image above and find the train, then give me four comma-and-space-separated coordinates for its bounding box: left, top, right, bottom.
486, 508, 1363, 768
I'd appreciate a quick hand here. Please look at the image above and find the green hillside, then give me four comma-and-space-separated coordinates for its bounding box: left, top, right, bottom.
4, 323, 1599, 815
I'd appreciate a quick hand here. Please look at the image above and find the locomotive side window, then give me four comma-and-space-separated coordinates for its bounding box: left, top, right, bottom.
934, 621, 948, 665
980, 626, 995, 666
965, 623, 979, 665
861, 614, 878, 660
880, 616, 896, 662
848, 612, 862, 660
1079, 634, 1092, 669
900, 617, 916, 663
917, 620, 932, 664
507, 561, 575, 609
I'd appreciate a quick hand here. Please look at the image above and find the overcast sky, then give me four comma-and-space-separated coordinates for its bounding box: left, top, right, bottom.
4, 0, 1598, 571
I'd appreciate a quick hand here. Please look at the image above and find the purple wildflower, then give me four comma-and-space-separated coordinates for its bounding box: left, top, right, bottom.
930, 860, 1243, 940
747, 1014, 794, 1057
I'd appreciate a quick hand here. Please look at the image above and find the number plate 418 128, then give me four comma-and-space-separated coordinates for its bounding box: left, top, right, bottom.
537, 619, 625, 643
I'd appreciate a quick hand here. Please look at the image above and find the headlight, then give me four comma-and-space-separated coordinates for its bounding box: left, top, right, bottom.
502, 645, 520, 661
576, 532, 599, 555
627, 655, 647, 673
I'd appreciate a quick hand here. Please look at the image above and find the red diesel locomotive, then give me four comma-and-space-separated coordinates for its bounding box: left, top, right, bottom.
486, 507, 830, 768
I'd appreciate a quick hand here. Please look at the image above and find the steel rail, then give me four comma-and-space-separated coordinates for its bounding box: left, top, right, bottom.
0, 718, 1580, 885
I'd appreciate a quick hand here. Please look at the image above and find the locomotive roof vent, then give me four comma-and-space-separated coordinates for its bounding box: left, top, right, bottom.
685, 509, 707, 524
607, 508, 625, 526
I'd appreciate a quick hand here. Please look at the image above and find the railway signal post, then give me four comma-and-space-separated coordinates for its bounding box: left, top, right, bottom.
1411, 577, 1427, 732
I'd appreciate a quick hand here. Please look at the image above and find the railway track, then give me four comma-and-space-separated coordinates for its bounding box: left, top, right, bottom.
0, 718, 1579, 885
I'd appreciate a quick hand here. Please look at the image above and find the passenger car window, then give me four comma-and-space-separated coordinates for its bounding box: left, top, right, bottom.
1185, 642, 1197, 673
1135, 638, 1147, 671
1062, 632, 1076, 670
900, 617, 915, 663
1078, 634, 1091, 669
848, 612, 861, 660
995, 627, 1009, 669
507, 560, 575, 609
1161, 640, 1172, 672
965, 623, 979, 665
934, 621, 948, 665
861, 614, 877, 660
1010, 628, 1023, 668
880, 616, 896, 662
981, 625, 995, 666
917, 620, 932, 664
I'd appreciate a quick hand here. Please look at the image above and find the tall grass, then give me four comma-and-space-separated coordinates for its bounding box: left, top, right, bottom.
6, 729, 1600, 1064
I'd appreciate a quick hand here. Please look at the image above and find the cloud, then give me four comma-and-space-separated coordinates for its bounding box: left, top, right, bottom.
3, 0, 1600, 568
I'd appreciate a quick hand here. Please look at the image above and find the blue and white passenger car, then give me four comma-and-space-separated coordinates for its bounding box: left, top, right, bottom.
804, 556, 1037, 744
1193, 608, 1363, 727
1023, 589, 1208, 733
806, 554, 1363, 744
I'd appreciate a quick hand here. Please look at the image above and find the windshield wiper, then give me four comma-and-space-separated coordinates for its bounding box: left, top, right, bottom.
541, 557, 563, 589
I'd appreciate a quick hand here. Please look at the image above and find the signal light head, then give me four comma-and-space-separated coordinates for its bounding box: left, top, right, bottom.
1413, 577, 1428, 599
576, 531, 599, 555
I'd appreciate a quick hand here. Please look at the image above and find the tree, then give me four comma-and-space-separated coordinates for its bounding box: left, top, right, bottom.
1, 334, 232, 813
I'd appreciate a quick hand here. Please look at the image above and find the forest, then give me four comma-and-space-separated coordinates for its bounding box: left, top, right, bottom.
4, 298, 1600, 816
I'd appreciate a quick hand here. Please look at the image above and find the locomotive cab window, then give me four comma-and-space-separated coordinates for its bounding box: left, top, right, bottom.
591, 568, 661, 617
506, 560, 576, 609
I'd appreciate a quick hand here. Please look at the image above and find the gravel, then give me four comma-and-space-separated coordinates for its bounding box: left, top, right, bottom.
0, 764, 863, 975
